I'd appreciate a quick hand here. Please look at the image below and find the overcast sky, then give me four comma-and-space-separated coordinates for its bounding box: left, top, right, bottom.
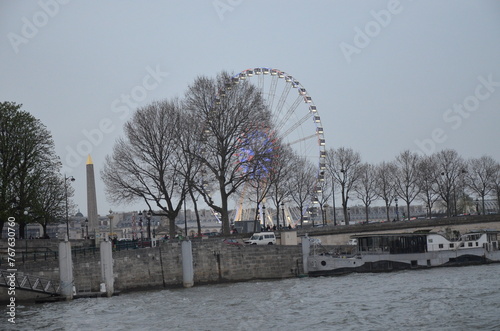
1, 0, 499, 216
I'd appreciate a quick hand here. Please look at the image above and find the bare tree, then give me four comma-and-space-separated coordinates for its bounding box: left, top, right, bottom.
184, 72, 276, 235
490, 161, 500, 213
416, 155, 440, 218
102, 99, 187, 238
393, 150, 421, 220
178, 109, 206, 237
287, 155, 317, 227
434, 149, 464, 217
245, 161, 273, 232
268, 145, 296, 228
355, 163, 378, 223
465, 155, 497, 214
317, 173, 333, 226
325, 147, 362, 225
375, 161, 397, 222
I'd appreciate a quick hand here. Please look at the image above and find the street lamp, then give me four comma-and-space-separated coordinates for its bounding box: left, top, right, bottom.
262, 205, 266, 229
64, 175, 75, 240
23, 209, 30, 240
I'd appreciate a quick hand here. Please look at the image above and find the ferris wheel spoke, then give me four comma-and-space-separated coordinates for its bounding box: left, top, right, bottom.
279, 112, 313, 141
287, 133, 317, 146
266, 75, 279, 111
258, 74, 264, 93
274, 81, 292, 118
275, 95, 303, 133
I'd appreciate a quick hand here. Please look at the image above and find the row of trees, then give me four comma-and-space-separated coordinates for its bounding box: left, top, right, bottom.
0, 102, 72, 238
321, 148, 500, 225
103, 72, 279, 237
102, 71, 500, 236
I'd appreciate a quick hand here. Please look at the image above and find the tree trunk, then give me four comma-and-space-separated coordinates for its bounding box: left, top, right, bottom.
221, 194, 230, 236
341, 189, 349, 225
496, 192, 500, 213
189, 189, 202, 237
385, 201, 390, 222
406, 203, 411, 221
168, 215, 176, 238
253, 203, 260, 233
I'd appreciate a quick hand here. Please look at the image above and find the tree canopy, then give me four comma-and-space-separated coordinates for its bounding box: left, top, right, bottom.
0, 101, 66, 238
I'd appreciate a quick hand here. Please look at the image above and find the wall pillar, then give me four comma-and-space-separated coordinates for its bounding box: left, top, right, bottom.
301, 234, 311, 274
182, 240, 194, 288
100, 240, 114, 297
58, 239, 73, 300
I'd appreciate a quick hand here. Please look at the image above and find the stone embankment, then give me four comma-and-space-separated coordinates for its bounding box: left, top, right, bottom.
1, 239, 303, 300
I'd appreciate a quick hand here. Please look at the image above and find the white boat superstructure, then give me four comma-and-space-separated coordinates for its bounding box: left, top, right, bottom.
307, 230, 500, 276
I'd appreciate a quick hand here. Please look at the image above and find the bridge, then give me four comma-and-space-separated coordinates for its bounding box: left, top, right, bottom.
0, 269, 60, 295
294, 214, 500, 245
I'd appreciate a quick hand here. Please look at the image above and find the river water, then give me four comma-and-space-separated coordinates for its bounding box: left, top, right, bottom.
4, 264, 500, 331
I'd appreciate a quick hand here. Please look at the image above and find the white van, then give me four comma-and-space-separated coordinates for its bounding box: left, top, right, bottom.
245, 232, 276, 245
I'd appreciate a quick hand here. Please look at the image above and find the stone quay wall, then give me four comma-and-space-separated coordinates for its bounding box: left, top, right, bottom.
111, 240, 303, 291
3, 240, 303, 296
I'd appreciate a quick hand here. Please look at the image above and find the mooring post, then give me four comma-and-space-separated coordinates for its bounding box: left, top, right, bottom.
182, 240, 194, 288
301, 234, 311, 274
100, 240, 114, 297
58, 236, 73, 300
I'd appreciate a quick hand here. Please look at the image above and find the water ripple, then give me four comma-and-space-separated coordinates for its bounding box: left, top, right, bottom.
3, 264, 500, 331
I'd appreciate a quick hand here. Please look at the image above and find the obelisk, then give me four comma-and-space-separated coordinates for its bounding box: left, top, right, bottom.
86, 154, 98, 238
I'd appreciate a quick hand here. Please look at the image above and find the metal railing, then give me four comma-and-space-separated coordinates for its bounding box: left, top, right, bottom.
0, 269, 60, 295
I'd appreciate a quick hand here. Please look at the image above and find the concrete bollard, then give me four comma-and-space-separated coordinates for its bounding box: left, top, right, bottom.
58, 239, 73, 300
182, 240, 194, 288
100, 240, 114, 297
301, 234, 311, 274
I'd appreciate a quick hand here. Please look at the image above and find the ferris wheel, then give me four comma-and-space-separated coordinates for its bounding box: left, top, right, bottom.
221, 67, 327, 225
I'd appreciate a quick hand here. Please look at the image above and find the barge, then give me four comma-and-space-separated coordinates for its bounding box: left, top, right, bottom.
307, 230, 500, 276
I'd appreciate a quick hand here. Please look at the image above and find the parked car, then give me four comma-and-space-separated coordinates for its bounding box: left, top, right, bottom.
244, 232, 276, 245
